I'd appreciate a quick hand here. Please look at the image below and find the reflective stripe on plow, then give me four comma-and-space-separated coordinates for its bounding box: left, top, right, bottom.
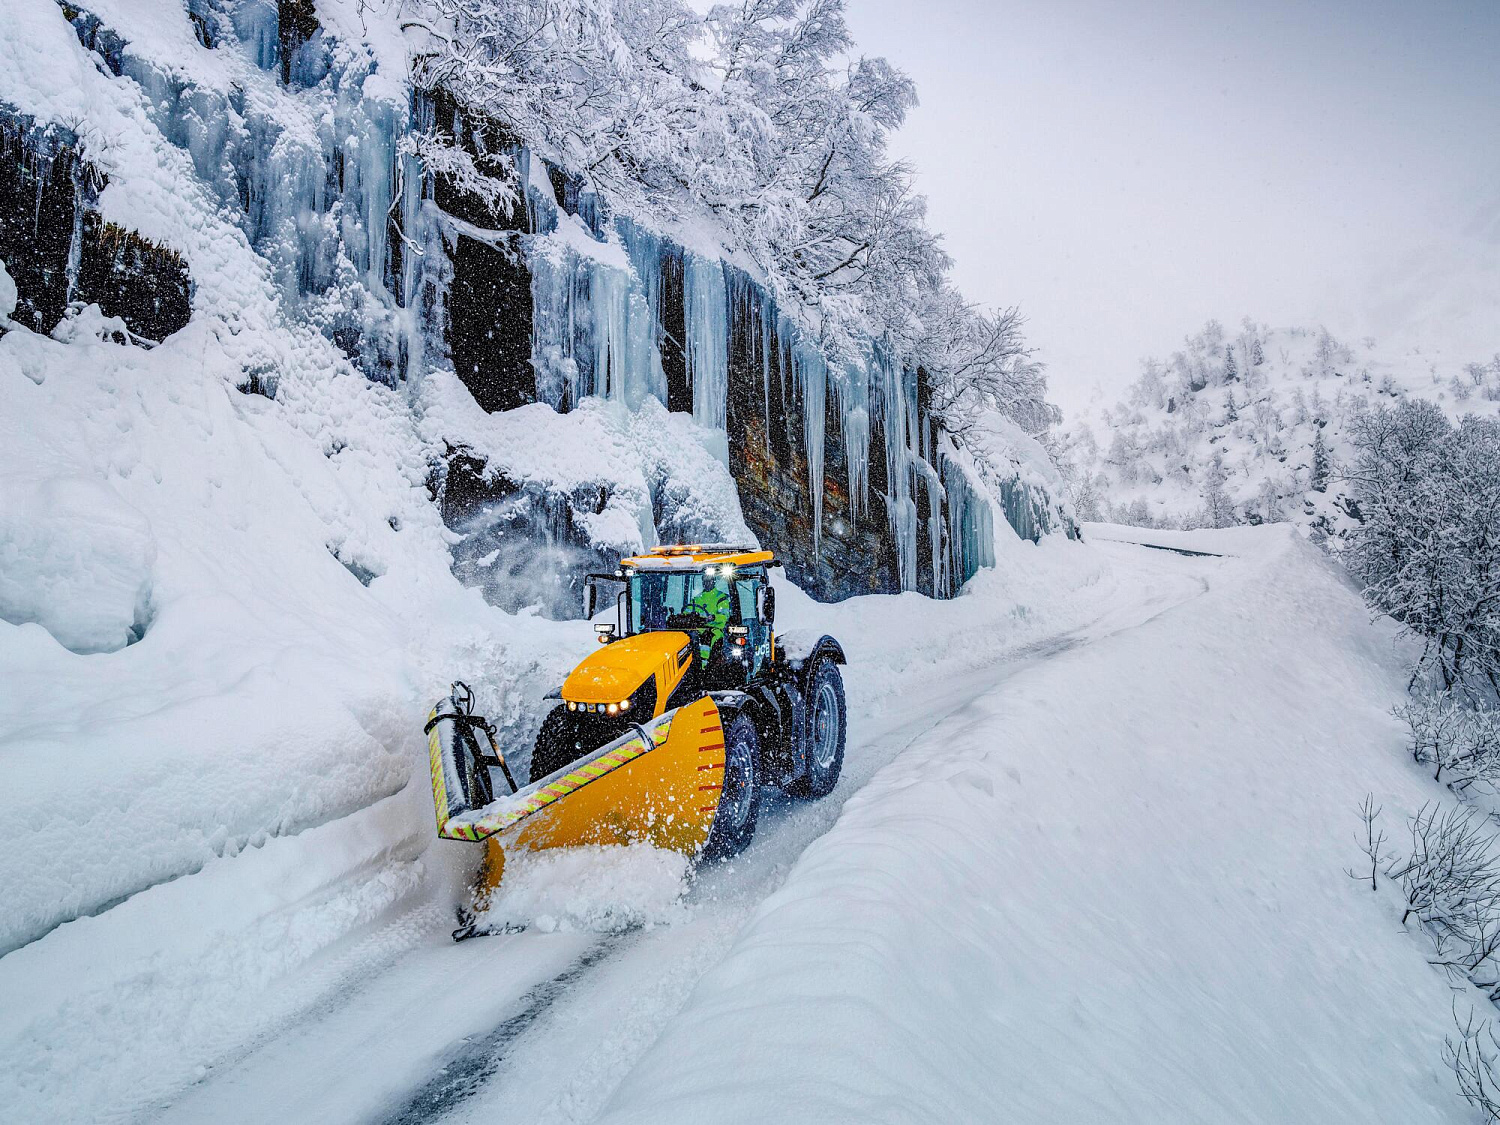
442, 713, 688, 841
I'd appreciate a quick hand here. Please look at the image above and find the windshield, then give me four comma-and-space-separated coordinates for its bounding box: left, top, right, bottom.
629, 571, 735, 634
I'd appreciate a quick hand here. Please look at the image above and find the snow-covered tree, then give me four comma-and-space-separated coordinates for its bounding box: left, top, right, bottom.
1201, 452, 1235, 528
917, 291, 1056, 440
404, 0, 1055, 446
1346, 402, 1500, 695
1310, 426, 1330, 493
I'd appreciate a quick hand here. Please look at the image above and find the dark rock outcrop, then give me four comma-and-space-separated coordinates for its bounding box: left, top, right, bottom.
0, 110, 192, 343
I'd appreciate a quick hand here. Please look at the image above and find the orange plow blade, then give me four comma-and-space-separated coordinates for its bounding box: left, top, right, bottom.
426, 695, 726, 898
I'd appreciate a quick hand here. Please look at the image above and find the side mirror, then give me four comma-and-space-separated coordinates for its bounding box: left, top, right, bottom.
758, 586, 776, 626
583, 581, 596, 620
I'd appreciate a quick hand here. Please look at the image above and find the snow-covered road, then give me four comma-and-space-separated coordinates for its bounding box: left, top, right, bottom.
140, 541, 1206, 1125
7, 528, 1473, 1124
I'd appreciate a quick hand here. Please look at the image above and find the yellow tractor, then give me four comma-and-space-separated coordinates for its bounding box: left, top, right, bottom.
425, 545, 847, 935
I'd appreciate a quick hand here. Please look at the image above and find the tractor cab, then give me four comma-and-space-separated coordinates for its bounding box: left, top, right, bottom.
586, 545, 779, 687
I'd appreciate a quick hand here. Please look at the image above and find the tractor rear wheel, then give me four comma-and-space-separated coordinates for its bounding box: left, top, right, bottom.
702, 712, 761, 859
787, 660, 845, 799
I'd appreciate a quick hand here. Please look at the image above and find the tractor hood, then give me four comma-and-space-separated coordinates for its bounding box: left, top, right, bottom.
562, 631, 693, 705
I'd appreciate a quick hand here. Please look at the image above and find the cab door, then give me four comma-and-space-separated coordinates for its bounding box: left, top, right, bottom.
733, 573, 771, 679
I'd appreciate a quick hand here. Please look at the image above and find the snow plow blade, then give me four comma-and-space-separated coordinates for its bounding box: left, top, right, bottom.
426, 693, 726, 893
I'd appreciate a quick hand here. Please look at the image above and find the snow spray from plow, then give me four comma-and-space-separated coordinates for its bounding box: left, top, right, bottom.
426, 684, 726, 924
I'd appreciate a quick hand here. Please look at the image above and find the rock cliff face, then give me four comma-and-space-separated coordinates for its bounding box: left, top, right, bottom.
0, 114, 191, 342
1, 0, 1072, 609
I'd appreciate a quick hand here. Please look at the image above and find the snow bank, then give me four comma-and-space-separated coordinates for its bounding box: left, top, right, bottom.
596, 526, 1460, 1123
0, 472, 156, 652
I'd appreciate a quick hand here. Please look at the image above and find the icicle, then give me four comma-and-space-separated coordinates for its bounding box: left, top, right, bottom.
520, 148, 559, 235
617, 218, 668, 407
529, 241, 580, 408
333, 75, 399, 291
232, 0, 280, 72
941, 453, 996, 591
795, 339, 828, 553
684, 254, 729, 439
836, 359, 871, 520
397, 93, 437, 382
577, 186, 605, 238
760, 289, 772, 425
872, 342, 919, 591
64, 156, 83, 307
589, 260, 629, 403
917, 458, 944, 596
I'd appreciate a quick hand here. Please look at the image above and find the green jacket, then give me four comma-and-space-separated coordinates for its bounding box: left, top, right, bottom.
689, 583, 732, 660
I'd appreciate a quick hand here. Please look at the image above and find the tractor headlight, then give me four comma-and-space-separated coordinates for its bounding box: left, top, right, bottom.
607, 702, 619, 714
619, 697, 631, 711
567, 701, 578, 711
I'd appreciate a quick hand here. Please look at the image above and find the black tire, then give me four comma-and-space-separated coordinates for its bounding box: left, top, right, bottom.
702, 712, 761, 859
786, 661, 846, 799
529, 705, 580, 783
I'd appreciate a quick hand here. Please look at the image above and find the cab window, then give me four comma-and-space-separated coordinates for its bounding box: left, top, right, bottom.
630, 571, 708, 634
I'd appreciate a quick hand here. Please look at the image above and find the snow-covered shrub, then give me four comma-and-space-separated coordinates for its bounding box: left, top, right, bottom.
1346, 402, 1500, 695
1386, 804, 1500, 946
0, 473, 155, 653
1400, 695, 1500, 794
1445, 1008, 1500, 1121
1354, 798, 1500, 1111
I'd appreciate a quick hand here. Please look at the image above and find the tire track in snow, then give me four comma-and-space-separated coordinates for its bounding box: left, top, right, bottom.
378, 934, 636, 1125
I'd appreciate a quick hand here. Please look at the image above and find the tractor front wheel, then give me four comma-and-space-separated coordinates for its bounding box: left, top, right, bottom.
702, 712, 761, 859
530, 705, 580, 784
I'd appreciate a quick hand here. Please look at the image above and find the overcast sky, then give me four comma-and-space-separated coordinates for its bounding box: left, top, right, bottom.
836, 0, 1500, 417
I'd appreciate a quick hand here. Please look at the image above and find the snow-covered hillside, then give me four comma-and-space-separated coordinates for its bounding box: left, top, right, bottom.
1056, 319, 1500, 536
